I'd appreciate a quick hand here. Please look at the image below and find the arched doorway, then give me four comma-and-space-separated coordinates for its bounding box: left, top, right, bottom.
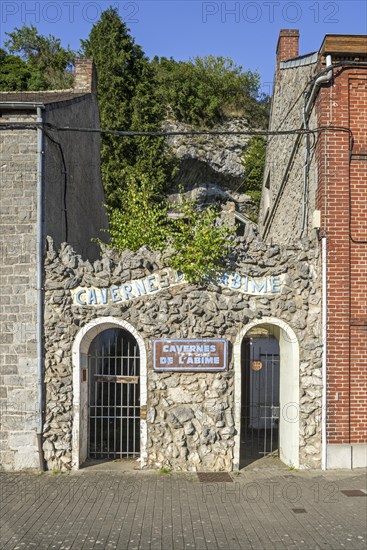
234, 318, 300, 470
71, 317, 147, 469
241, 327, 280, 466
88, 327, 140, 459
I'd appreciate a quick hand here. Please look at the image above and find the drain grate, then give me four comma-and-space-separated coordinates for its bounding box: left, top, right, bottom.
341, 490, 367, 497
197, 472, 233, 483
292, 508, 307, 514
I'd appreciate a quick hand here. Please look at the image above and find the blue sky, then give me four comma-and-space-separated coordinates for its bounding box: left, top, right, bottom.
1, 1, 366, 92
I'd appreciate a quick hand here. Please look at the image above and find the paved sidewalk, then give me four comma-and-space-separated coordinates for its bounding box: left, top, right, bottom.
0, 460, 366, 550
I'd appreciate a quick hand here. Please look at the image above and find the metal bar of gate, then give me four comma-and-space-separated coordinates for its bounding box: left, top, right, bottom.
88, 329, 140, 459
127, 338, 130, 456
251, 340, 255, 452
270, 354, 273, 454
120, 337, 123, 456
114, 356, 117, 455
133, 342, 136, 456
94, 354, 97, 456
107, 335, 110, 457
256, 347, 262, 454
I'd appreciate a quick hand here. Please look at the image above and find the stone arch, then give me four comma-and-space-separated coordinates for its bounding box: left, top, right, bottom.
71, 317, 147, 469
233, 317, 300, 469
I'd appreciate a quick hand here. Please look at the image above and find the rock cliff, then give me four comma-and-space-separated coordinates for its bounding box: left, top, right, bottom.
164, 118, 258, 218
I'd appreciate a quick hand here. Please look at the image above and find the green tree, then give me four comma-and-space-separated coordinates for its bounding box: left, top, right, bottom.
152, 55, 268, 127
4, 24, 74, 89
0, 48, 31, 90
81, 7, 173, 210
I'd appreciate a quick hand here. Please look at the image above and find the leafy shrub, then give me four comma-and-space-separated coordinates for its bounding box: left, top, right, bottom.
107, 186, 235, 283
152, 55, 269, 127
0, 49, 32, 90
168, 195, 235, 283
107, 174, 170, 252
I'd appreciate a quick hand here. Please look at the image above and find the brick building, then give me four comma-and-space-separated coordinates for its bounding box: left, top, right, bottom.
1, 37, 366, 473
260, 30, 367, 468
1, 55, 325, 474
0, 60, 108, 470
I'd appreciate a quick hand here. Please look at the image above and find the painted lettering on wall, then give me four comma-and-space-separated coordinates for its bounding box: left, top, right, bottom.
71, 270, 284, 307
71, 269, 185, 306
217, 272, 284, 295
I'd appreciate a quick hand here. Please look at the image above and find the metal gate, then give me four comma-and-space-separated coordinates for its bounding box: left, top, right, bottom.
241, 337, 280, 464
88, 328, 140, 459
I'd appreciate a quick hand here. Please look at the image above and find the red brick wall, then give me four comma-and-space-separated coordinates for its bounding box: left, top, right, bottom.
316, 68, 367, 445
350, 328, 367, 443
73, 58, 97, 94
276, 29, 299, 71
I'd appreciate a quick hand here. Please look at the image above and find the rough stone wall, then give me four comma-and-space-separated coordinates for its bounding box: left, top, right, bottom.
259, 62, 318, 242
43, 235, 323, 472
164, 119, 258, 217
44, 95, 108, 261
164, 118, 250, 189
0, 112, 39, 470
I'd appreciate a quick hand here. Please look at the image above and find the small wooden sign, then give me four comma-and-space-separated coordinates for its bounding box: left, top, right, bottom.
153, 338, 227, 372
251, 360, 263, 371
94, 375, 139, 384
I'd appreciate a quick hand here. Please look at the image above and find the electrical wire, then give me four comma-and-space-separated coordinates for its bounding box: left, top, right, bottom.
0, 119, 360, 246
0, 121, 355, 141
42, 127, 69, 242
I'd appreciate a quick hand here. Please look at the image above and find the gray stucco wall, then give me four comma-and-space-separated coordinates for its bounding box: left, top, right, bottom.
0, 111, 39, 470
44, 94, 108, 261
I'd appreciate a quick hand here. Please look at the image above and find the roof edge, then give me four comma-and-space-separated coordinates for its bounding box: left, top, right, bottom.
320, 34, 367, 56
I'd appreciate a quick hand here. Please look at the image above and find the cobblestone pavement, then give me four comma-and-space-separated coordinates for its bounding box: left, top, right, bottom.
0, 460, 366, 550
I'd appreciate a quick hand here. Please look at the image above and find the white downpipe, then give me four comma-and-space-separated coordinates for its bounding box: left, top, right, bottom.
321, 236, 327, 470
304, 55, 333, 117
301, 55, 333, 237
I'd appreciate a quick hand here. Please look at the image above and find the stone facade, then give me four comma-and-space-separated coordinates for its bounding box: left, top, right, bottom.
259, 56, 318, 242
43, 234, 322, 472
0, 63, 108, 470
0, 111, 39, 470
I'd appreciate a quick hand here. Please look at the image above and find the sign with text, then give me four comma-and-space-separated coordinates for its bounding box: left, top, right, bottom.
71, 269, 185, 306
153, 339, 227, 372
71, 270, 285, 307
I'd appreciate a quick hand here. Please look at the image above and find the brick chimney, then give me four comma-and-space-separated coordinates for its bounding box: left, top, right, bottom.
276, 29, 300, 69
73, 58, 97, 94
